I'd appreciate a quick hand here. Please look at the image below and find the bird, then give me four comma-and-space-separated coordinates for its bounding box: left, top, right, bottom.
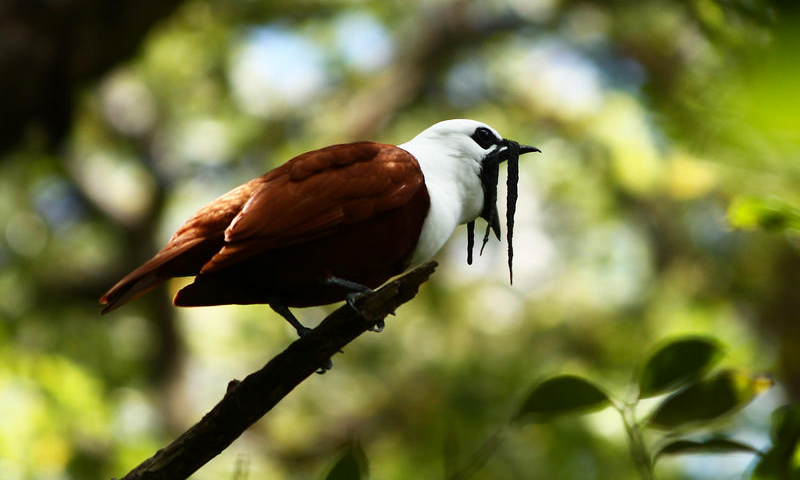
100, 119, 540, 336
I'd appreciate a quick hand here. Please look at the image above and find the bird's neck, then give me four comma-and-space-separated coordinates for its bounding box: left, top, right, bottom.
398, 140, 484, 265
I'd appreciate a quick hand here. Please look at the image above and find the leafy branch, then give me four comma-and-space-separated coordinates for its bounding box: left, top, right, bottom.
514, 337, 780, 479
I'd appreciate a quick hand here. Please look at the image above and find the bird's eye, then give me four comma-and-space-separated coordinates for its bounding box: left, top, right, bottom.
471, 126, 498, 149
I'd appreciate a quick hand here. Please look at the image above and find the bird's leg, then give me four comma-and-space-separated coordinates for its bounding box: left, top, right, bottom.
269, 303, 331, 372
321, 277, 385, 332
269, 303, 312, 338
322, 276, 373, 305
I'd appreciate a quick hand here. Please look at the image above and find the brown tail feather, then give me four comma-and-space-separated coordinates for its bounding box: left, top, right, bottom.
99, 235, 225, 313
100, 272, 166, 314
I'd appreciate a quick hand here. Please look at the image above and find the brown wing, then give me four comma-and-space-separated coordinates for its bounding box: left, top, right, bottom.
199, 142, 424, 273
99, 141, 424, 312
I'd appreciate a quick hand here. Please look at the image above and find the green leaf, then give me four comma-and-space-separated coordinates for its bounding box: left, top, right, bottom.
515, 375, 611, 424
323, 441, 368, 480
648, 370, 773, 430
750, 446, 800, 480
727, 195, 800, 232
638, 337, 724, 399
751, 404, 800, 480
655, 437, 760, 461
771, 404, 800, 446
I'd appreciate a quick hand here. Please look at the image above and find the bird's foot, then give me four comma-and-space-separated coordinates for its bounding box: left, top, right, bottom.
344, 290, 386, 332
323, 277, 386, 330
344, 290, 371, 313
295, 325, 314, 338
295, 324, 334, 373
271, 303, 332, 373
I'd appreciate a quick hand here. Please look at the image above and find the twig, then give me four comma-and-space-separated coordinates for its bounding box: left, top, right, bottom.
117, 261, 438, 480
446, 427, 508, 480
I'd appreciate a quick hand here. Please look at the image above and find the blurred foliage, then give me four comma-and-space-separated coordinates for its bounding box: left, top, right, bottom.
752, 404, 800, 479
514, 336, 774, 480
1, 0, 799, 479
728, 196, 800, 233
638, 337, 724, 399
323, 440, 369, 480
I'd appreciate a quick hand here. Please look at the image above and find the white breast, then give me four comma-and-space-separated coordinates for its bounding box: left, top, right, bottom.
399, 139, 485, 266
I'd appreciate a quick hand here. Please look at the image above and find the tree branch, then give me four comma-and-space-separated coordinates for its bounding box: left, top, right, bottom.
117, 261, 438, 480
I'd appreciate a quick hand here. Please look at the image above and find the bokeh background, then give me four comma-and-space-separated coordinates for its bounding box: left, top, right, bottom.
1, 0, 798, 479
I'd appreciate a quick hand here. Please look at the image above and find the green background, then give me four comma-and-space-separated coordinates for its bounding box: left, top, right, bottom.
0, 1, 798, 478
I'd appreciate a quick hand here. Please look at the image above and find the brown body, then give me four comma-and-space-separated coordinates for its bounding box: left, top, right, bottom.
100, 141, 430, 313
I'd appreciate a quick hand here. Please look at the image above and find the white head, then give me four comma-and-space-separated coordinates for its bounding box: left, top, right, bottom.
399, 119, 509, 205
403, 119, 505, 165
399, 119, 540, 278
399, 120, 499, 228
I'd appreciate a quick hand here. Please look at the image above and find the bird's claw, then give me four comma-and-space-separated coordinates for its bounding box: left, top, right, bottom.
345, 290, 370, 313
346, 291, 387, 333
369, 319, 385, 333
316, 357, 333, 374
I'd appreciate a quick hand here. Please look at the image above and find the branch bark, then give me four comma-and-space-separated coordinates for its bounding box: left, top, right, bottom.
117, 261, 438, 480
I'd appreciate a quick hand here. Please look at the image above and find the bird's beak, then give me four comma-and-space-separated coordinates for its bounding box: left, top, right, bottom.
495, 142, 541, 161
518, 144, 542, 155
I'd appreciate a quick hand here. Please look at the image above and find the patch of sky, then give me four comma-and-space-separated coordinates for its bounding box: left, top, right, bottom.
445, 58, 494, 108
333, 11, 393, 73
229, 25, 328, 117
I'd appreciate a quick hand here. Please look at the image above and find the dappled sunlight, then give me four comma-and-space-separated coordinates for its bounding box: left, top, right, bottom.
4, 212, 48, 258
502, 38, 606, 121
68, 150, 156, 225
590, 93, 663, 195
665, 152, 718, 200
99, 70, 158, 137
